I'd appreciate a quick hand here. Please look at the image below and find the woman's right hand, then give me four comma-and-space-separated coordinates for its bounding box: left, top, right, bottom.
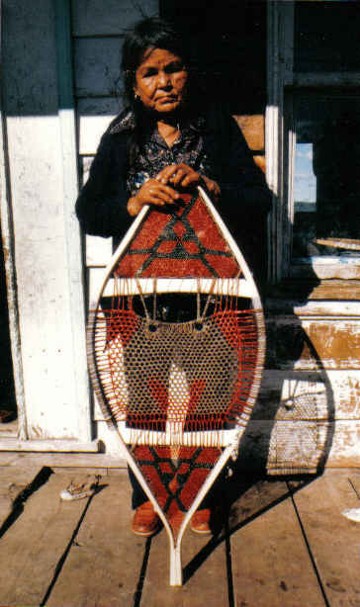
127, 178, 180, 216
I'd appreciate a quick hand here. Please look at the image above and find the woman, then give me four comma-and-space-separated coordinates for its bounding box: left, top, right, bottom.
76, 17, 271, 537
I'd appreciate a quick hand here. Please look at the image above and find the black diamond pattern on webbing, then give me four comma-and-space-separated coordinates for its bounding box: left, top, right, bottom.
136, 446, 217, 513
130, 193, 232, 277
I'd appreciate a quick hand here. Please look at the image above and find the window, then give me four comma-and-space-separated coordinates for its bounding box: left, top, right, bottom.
294, 2, 360, 74
267, 1, 360, 281
291, 90, 360, 260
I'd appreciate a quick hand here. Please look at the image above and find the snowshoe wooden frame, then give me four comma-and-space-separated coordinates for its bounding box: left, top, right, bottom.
87, 186, 266, 586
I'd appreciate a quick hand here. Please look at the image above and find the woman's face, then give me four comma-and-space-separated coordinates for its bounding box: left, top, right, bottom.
134, 48, 188, 115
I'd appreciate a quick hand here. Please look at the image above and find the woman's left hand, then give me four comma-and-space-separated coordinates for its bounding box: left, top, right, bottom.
156, 163, 200, 188
156, 164, 221, 202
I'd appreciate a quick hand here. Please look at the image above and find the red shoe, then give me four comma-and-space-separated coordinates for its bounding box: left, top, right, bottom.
191, 508, 212, 535
132, 501, 160, 537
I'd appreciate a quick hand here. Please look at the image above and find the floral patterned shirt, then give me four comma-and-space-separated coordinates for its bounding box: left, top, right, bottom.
126, 119, 211, 195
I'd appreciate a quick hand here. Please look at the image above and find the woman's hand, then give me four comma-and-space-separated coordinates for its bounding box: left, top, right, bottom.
199, 175, 221, 203
156, 163, 200, 189
127, 165, 221, 216
156, 164, 221, 202
127, 178, 180, 216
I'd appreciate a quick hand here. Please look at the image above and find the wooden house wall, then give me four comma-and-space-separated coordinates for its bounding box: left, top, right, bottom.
1, 0, 92, 447
74, 1, 360, 469
1, 1, 359, 465
264, 2, 360, 472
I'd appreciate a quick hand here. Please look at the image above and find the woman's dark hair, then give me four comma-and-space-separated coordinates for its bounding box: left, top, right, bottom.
120, 17, 195, 164
121, 17, 191, 108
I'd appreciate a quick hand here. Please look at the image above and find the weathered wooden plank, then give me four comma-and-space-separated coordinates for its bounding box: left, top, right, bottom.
47, 473, 145, 607
267, 279, 360, 302
268, 300, 360, 317
81, 154, 94, 185
86, 237, 113, 269
96, 419, 129, 460
348, 470, 360, 498
257, 370, 330, 423
289, 259, 360, 281
234, 419, 329, 474
3, 2, 59, 116
4, 2, 90, 440
227, 476, 292, 531
88, 266, 109, 308
0, 472, 91, 606
266, 317, 360, 370
79, 113, 116, 156
1, 443, 354, 477
73, 0, 158, 37
253, 154, 266, 173
0, 418, 17, 437
229, 478, 326, 606
256, 370, 360, 421
0, 451, 126, 469
233, 114, 265, 151
0, 452, 21, 466
239, 420, 360, 473
0, 438, 99, 452
0, 466, 43, 528
141, 526, 229, 605
55, 0, 92, 443
77, 99, 120, 155
293, 72, 360, 87
310, 420, 360, 468
0, 96, 26, 441
291, 470, 360, 606
80, 155, 114, 273
74, 37, 123, 98
266, 421, 330, 475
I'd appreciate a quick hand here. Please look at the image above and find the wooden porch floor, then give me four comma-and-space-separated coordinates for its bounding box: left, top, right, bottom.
0, 456, 359, 607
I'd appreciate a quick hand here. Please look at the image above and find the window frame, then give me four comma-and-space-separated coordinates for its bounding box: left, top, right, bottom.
266, 0, 360, 283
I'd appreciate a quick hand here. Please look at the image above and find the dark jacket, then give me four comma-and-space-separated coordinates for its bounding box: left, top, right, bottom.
76, 107, 272, 286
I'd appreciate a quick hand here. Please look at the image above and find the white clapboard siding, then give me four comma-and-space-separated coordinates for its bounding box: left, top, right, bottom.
290, 259, 360, 281
242, 419, 360, 472
86, 236, 113, 269
257, 370, 360, 421
73, 0, 158, 37
79, 113, 114, 156
77, 98, 121, 155
266, 317, 360, 371
87, 266, 110, 309
74, 37, 123, 98
79, 158, 113, 267
268, 299, 360, 318
2, 1, 91, 442
81, 155, 94, 184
